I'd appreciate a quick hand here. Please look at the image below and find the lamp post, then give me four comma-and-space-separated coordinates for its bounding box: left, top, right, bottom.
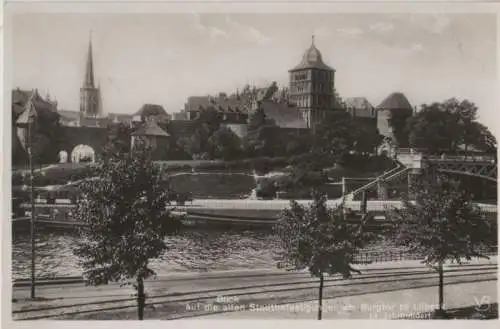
28, 111, 36, 299
16, 90, 38, 299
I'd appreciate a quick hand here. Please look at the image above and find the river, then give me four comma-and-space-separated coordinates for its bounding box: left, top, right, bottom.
12, 228, 284, 280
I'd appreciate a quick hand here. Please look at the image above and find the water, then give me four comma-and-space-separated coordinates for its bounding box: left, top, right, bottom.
12, 229, 283, 280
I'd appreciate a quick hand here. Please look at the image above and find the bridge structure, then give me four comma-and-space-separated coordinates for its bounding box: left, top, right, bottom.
343, 148, 497, 214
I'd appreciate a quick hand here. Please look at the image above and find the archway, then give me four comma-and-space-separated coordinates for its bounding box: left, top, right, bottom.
58, 150, 68, 163
71, 144, 96, 164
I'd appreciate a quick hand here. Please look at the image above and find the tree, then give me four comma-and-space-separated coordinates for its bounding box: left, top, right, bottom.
179, 107, 222, 159
353, 121, 383, 154
274, 192, 372, 320
312, 110, 358, 163
207, 126, 242, 160
387, 108, 413, 148
137, 104, 168, 122
106, 122, 132, 155
243, 106, 277, 157
407, 99, 497, 154
72, 141, 181, 320
387, 172, 496, 317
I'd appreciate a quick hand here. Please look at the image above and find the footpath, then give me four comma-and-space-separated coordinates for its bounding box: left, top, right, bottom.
11, 258, 498, 320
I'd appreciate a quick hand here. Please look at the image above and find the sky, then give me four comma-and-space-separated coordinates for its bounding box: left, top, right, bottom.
11, 13, 497, 133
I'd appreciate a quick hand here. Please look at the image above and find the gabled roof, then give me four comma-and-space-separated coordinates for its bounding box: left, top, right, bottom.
16, 95, 38, 125
131, 121, 170, 137
344, 97, 376, 118
377, 92, 413, 110
344, 97, 374, 110
259, 100, 308, 129
12, 89, 56, 118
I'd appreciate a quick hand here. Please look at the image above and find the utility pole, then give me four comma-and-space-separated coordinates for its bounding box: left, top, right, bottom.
28, 101, 36, 299
16, 90, 38, 299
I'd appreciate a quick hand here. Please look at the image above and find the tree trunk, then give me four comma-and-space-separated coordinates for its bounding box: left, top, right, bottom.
137, 277, 145, 320
317, 273, 324, 320
438, 263, 444, 311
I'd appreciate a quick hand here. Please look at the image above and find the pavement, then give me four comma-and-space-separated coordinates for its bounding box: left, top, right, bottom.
10, 258, 497, 320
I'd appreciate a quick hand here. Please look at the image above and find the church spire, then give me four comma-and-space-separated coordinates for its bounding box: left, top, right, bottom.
312, 34, 315, 46
83, 32, 95, 88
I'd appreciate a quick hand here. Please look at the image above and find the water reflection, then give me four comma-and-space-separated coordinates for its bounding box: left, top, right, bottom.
12, 228, 283, 280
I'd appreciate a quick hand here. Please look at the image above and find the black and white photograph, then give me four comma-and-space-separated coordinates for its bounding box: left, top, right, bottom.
3, 4, 499, 322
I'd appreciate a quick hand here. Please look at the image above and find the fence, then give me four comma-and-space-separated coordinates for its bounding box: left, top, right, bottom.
352, 246, 498, 264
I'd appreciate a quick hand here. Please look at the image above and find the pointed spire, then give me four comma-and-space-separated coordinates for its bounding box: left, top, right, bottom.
312, 34, 315, 46
83, 32, 95, 88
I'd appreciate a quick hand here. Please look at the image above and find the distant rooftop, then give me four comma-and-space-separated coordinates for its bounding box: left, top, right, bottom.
377, 92, 413, 110
132, 121, 170, 137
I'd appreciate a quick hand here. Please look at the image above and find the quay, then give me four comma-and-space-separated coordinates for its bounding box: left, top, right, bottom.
14, 198, 497, 231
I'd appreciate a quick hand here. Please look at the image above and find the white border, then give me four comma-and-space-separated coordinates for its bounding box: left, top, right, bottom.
1, 1, 499, 329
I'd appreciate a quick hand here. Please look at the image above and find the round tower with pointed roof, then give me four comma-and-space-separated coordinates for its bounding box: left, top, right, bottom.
376, 92, 414, 149
289, 36, 335, 129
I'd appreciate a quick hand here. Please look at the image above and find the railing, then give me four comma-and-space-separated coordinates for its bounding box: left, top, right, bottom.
344, 163, 404, 201
427, 155, 496, 163
397, 148, 496, 164
353, 246, 498, 264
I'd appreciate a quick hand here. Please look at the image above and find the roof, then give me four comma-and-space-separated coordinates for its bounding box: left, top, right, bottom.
57, 110, 134, 125
377, 92, 413, 110
289, 39, 334, 72
12, 89, 56, 118
16, 95, 38, 125
184, 84, 287, 115
259, 100, 308, 129
344, 97, 374, 110
58, 110, 81, 121
344, 97, 376, 118
131, 121, 170, 137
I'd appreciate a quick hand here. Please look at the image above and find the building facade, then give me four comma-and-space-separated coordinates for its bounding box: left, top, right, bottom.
288, 36, 335, 129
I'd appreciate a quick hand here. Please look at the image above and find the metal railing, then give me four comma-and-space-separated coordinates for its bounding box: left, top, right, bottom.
353, 246, 498, 264
343, 163, 404, 201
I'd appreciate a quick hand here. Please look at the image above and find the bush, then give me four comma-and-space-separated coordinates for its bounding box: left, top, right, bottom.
255, 178, 277, 199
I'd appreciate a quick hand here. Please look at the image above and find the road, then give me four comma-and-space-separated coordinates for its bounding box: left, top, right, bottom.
11, 259, 497, 320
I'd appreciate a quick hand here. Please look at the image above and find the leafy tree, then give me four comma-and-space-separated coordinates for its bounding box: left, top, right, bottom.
387, 108, 413, 148
407, 99, 497, 154
197, 106, 221, 136
179, 107, 222, 159
137, 104, 168, 122
312, 110, 358, 163
406, 105, 456, 153
72, 141, 181, 320
274, 192, 372, 320
387, 173, 496, 317
353, 121, 383, 154
106, 122, 132, 156
207, 126, 242, 160
243, 106, 277, 157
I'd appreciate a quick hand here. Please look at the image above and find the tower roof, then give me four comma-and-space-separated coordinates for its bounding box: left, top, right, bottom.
377, 92, 413, 110
83, 34, 95, 88
289, 36, 334, 72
